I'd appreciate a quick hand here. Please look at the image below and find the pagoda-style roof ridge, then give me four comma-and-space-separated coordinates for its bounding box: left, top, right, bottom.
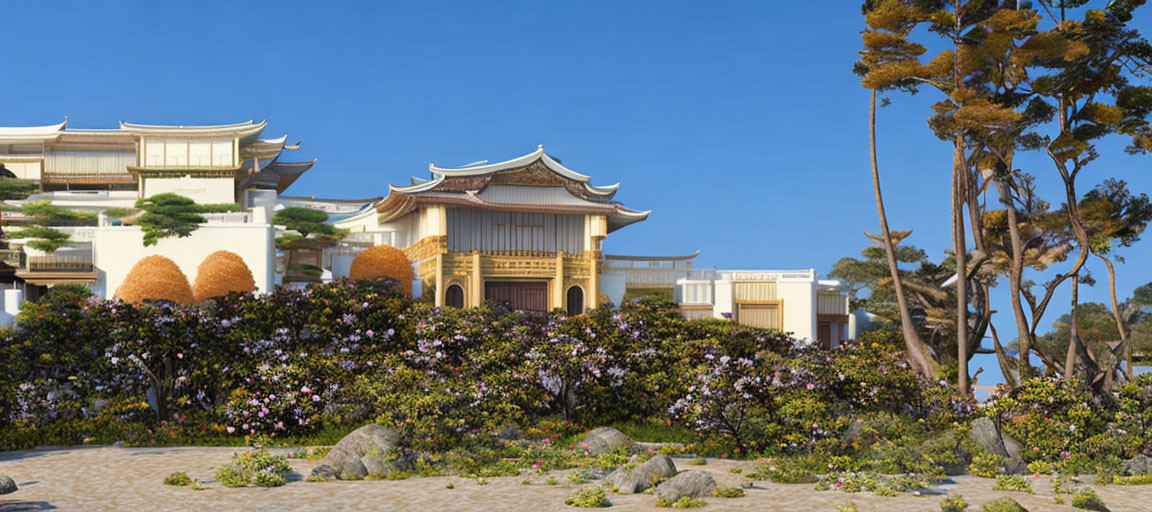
119, 119, 265, 132
604, 251, 701, 262
424, 145, 620, 197
0, 119, 68, 139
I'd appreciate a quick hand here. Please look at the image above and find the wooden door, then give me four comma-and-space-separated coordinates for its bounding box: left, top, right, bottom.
485, 281, 549, 313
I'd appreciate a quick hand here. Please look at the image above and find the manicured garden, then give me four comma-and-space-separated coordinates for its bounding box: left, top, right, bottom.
2, 280, 1152, 509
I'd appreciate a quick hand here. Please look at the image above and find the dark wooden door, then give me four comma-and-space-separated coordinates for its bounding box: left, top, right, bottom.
485, 281, 548, 312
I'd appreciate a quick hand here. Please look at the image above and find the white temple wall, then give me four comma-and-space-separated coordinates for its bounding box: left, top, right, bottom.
600, 271, 626, 307
778, 279, 816, 342
141, 176, 236, 204
92, 220, 274, 299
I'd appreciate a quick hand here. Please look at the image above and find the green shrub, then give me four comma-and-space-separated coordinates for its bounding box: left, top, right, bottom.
984, 379, 1112, 463
992, 475, 1033, 494
940, 495, 968, 512
565, 487, 612, 508
1110, 474, 1152, 485
982, 497, 1028, 512
835, 504, 859, 512
712, 487, 744, 498
214, 450, 292, 488
163, 472, 192, 486
1027, 461, 1052, 475
655, 496, 706, 508
969, 450, 1003, 478
687, 457, 707, 466
1070, 488, 1108, 511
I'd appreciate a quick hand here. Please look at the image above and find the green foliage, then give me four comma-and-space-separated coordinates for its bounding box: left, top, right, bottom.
102, 207, 139, 219
655, 496, 705, 508
992, 475, 1033, 494
1027, 461, 1052, 475
273, 207, 340, 239
982, 497, 1028, 512
135, 193, 207, 246
984, 378, 1114, 463
712, 487, 743, 498
940, 495, 968, 512
835, 504, 859, 512
1070, 488, 1109, 511
564, 487, 611, 508
16, 226, 72, 253
163, 471, 192, 486
214, 449, 291, 488
0, 176, 39, 200
17, 201, 97, 227
1109, 474, 1152, 485
687, 457, 706, 466
969, 450, 1004, 478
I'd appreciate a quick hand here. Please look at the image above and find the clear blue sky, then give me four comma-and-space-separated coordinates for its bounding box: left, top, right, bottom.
3, 1, 1151, 339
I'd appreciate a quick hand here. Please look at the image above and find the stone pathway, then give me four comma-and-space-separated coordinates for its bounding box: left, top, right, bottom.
1, 446, 1150, 511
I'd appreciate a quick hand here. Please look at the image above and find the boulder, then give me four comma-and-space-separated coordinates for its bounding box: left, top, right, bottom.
1124, 455, 1152, 476
655, 471, 716, 501
311, 424, 413, 480
0, 475, 15, 495
580, 427, 640, 455
605, 454, 678, 494
970, 417, 1027, 474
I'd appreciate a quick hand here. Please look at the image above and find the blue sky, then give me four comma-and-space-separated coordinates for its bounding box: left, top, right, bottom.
3, 1, 1151, 339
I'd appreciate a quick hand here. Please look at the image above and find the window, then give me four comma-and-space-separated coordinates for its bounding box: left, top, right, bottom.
165, 139, 188, 167
445, 284, 465, 308
189, 140, 212, 167
566, 286, 584, 316
212, 138, 233, 167
144, 138, 165, 167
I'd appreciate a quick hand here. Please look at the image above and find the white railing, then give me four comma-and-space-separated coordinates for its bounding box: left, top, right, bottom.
608, 267, 716, 287
202, 212, 251, 224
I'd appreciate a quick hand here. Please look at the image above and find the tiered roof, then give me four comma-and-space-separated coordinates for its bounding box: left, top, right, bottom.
378, 146, 649, 233
0, 119, 313, 193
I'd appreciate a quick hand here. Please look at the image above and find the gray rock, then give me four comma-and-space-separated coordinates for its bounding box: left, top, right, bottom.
1124, 455, 1152, 476
969, 417, 1027, 474
0, 475, 15, 495
311, 424, 413, 480
655, 470, 716, 501
580, 427, 639, 455
605, 454, 678, 494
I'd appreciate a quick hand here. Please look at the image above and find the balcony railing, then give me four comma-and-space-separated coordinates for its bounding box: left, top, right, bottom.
26, 254, 93, 272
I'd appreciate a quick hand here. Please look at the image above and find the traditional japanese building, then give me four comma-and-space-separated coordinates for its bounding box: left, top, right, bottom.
334, 145, 650, 313
0, 119, 315, 297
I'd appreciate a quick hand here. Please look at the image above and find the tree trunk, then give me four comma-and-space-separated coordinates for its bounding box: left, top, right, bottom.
954, 138, 970, 395
1065, 276, 1080, 381
869, 90, 940, 380
1096, 253, 1132, 379
997, 177, 1034, 378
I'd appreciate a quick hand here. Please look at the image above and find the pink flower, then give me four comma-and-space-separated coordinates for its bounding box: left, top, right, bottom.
806, 383, 815, 391
312, 395, 321, 402
543, 437, 551, 444
366, 330, 374, 338
532, 460, 543, 468
226, 426, 235, 434
1060, 451, 1070, 460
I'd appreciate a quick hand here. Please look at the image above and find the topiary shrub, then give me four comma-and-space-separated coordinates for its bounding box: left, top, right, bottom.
982, 497, 1028, 512
349, 245, 414, 296
115, 255, 193, 304
192, 250, 255, 303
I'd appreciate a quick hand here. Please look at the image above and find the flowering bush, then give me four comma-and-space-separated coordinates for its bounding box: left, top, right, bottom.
984, 378, 1113, 462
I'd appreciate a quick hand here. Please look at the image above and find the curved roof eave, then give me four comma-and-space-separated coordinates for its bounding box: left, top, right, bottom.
428, 146, 619, 196
388, 175, 445, 194
0, 119, 68, 139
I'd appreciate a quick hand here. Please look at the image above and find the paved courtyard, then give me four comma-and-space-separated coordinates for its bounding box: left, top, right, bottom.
2, 446, 1150, 511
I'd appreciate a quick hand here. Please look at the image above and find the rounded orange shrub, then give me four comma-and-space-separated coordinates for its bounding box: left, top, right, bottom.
115, 255, 194, 305
193, 250, 256, 303
348, 245, 413, 296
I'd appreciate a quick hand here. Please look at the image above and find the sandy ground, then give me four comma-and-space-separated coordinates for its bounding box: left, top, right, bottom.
2, 446, 1151, 511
